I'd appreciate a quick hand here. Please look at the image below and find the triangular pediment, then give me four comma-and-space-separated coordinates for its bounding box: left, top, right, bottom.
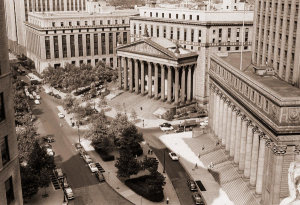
118, 40, 177, 60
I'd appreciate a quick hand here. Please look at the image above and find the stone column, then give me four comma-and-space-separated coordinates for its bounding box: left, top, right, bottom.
161, 65, 165, 101
255, 134, 266, 195
141, 61, 145, 95
118, 57, 122, 89
250, 129, 260, 186
225, 102, 232, 152
234, 113, 242, 164
129, 59, 133, 92
208, 86, 214, 132
270, 154, 284, 204
238, 116, 248, 171
244, 123, 254, 179
148, 62, 152, 97
135, 59, 139, 94
123, 57, 128, 91
218, 96, 224, 140
181, 67, 186, 103
213, 91, 218, 135
187, 66, 192, 102
167, 66, 172, 102
230, 107, 237, 157
174, 67, 179, 104
215, 93, 220, 138
154, 63, 159, 99
221, 99, 228, 146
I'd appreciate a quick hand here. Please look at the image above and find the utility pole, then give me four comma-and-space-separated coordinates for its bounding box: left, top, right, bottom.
163, 149, 166, 173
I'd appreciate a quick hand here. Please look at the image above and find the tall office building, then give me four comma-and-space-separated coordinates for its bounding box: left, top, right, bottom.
4, 0, 87, 55
252, 0, 300, 87
0, 0, 23, 204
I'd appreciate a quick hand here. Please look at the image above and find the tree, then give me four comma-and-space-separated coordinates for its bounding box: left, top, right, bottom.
142, 157, 158, 175
62, 94, 76, 113
130, 109, 138, 122
146, 171, 166, 194
20, 165, 39, 200
39, 168, 51, 197
115, 150, 141, 178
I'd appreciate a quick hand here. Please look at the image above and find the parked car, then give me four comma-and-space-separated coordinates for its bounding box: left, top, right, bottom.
34, 99, 40, 105
83, 154, 93, 164
63, 177, 69, 188
58, 113, 65, 118
95, 171, 105, 182
192, 193, 204, 205
29, 94, 34, 100
88, 163, 98, 173
187, 179, 197, 191
169, 152, 179, 161
79, 149, 87, 157
75, 143, 82, 150
55, 168, 64, 180
54, 94, 62, 99
159, 122, 174, 131
36, 95, 41, 100
43, 136, 55, 143
174, 126, 184, 133
46, 148, 54, 156
64, 187, 75, 200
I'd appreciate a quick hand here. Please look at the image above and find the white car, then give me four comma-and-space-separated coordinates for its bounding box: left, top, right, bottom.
55, 168, 64, 180
29, 94, 34, 100
64, 187, 75, 200
34, 99, 40, 104
88, 163, 98, 173
46, 148, 54, 156
169, 152, 179, 161
159, 123, 174, 132
36, 95, 41, 100
83, 154, 93, 164
32, 91, 37, 97
58, 113, 65, 118
200, 120, 208, 126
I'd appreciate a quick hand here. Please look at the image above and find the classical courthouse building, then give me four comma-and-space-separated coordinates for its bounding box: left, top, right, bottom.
0, 1, 23, 204
25, 5, 138, 73
118, 1, 253, 105
3, 0, 88, 55
208, 0, 300, 204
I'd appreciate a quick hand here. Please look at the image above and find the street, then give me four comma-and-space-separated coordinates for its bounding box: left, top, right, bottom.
31, 89, 133, 205
141, 128, 196, 205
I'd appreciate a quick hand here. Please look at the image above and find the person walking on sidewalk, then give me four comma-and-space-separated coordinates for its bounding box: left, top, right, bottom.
166, 197, 169, 204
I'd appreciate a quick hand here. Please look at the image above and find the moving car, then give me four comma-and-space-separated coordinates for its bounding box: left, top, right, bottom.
55, 168, 64, 180
34, 99, 40, 105
64, 187, 75, 200
159, 122, 174, 132
88, 163, 98, 173
169, 152, 179, 161
58, 113, 65, 118
192, 193, 204, 205
187, 179, 197, 191
95, 171, 105, 182
83, 154, 93, 164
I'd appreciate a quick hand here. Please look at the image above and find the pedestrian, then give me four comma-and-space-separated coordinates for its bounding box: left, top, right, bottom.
151, 149, 153, 155
216, 141, 220, 146
166, 197, 169, 204
195, 163, 198, 169
198, 153, 201, 158
202, 145, 205, 151
148, 149, 151, 155
140, 106, 143, 111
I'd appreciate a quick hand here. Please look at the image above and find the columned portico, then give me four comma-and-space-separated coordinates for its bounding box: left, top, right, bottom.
117, 38, 198, 104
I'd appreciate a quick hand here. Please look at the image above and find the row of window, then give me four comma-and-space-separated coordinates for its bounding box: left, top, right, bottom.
51, 19, 127, 28
147, 11, 202, 21
45, 32, 127, 59
212, 62, 271, 113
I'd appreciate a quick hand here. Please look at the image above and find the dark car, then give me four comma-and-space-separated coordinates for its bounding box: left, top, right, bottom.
54, 94, 62, 99
187, 179, 197, 191
160, 122, 172, 127
95, 171, 105, 182
192, 193, 204, 205
43, 136, 55, 143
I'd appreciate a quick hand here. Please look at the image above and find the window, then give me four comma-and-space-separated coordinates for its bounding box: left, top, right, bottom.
101, 33, 106, 54
53, 36, 59, 58
62, 35, 67, 58
156, 12, 158, 17
162, 13, 164, 18
61, 22, 64, 27
5, 177, 14, 204
183, 14, 185, 19
115, 20, 118, 24
45, 36, 51, 59
265, 100, 269, 111
184, 29, 187, 41
86, 34, 91, 56
70, 35, 75, 57
77, 21, 80, 26
69, 21, 72, 26
219, 28, 222, 38
189, 15, 192, 20
170, 27, 173, 39
122, 19, 125, 24
176, 14, 178, 19
109, 33, 113, 54
163, 27, 166, 38
169, 13, 171, 18
123, 32, 127, 44
78, 34, 83, 56
100, 20, 103, 25
150, 12, 152, 17
1, 136, 10, 166
107, 20, 110, 25
228, 28, 231, 38
85, 21, 88, 26
197, 15, 199, 20
94, 34, 98, 55
52, 22, 55, 27
191, 29, 194, 42
237, 28, 240, 37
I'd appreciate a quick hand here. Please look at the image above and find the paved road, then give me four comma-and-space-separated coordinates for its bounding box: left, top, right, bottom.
141, 128, 196, 205
31, 89, 133, 205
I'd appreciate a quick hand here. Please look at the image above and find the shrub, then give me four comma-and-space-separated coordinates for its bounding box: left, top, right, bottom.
95, 149, 115, 161
125, 175, 164, 202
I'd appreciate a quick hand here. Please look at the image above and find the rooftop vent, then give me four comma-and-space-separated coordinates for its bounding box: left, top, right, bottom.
253, 65, 275, 76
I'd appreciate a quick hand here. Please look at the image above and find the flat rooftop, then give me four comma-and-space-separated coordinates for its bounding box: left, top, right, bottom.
30, 10, 138, 18
221, 52, 300, 99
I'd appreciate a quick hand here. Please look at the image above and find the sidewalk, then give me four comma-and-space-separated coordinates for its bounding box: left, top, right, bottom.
80, 138, 180, 205
159, 132, 261, 205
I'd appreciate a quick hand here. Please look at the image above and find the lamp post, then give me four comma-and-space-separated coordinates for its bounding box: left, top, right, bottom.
163, 149, 166, 173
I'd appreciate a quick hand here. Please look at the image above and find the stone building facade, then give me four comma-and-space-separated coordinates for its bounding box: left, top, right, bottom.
0, 1, 23, 204
252, 0, 300, 87
25, 10, 138, 73
209, 51, 300, 205
3, 0, 88, 55
129, 5, 254, 105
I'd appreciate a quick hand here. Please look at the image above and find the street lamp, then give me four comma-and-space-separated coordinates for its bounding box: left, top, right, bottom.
163, 149, 166, 173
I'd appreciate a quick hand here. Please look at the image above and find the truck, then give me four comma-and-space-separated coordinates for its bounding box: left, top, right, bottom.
179, 119, 198, 131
